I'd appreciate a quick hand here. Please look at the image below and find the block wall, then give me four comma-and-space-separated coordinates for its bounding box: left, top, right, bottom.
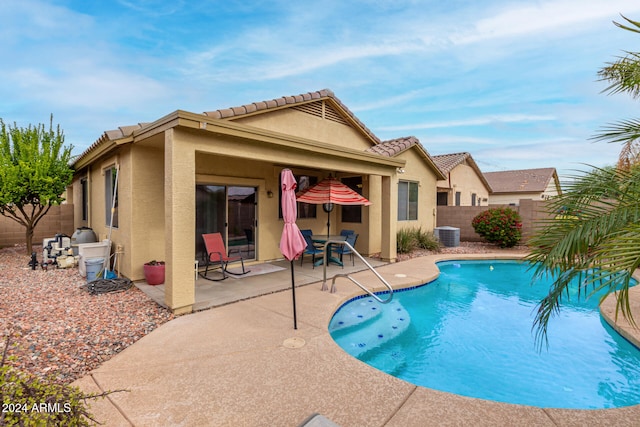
0, 204, 74, 248
436, 200, 553, 243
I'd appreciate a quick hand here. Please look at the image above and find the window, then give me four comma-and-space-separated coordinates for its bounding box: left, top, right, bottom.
105, 166, 118, 228
471, 193, 477, 206
455, 191, 461, 206
341, 176, 363, 223
81, 178, 88, 221
437, 192, 448, 206
398, 181, 418, 221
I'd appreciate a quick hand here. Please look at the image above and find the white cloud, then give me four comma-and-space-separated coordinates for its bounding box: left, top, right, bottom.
452, 0, 640, 45
378, 114, 556, 132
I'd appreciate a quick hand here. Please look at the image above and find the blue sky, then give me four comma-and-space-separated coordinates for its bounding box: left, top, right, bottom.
3, 0, 640, 178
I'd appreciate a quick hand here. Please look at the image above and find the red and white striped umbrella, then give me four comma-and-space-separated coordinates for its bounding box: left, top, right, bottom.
297, 176, 371, 238
296, 177, 371, 206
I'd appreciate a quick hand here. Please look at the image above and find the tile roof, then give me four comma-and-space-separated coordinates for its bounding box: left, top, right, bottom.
74, 89, 385, 166
431, 152, 492, 192
365, 136, 419, 157
365, 136, 446, 179
484, 167, 557, 193
203, 89, 381, 144
432, 152, 472, 174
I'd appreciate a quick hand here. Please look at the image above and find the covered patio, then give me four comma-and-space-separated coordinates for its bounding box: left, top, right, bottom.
135, 255, 387, 311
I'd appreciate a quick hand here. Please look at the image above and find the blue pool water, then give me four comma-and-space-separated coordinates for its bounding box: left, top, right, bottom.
329, 260, 640, 409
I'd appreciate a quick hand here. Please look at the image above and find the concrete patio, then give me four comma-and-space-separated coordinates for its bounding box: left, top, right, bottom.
73, 253, 640, 426
135, 255, 387, 311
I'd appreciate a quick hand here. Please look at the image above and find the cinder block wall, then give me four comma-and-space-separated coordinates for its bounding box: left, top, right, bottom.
436, 200, 553, 244
0, 204, 75, 248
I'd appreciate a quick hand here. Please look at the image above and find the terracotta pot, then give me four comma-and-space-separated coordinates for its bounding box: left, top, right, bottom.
143, 264, 165, 285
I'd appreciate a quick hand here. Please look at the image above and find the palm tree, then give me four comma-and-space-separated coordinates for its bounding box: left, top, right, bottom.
527, 15, 640, 345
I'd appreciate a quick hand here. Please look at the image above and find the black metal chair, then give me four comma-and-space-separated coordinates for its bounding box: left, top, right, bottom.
332, 233, 358, 267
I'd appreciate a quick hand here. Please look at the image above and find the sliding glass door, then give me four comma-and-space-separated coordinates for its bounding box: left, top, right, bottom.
196, 185, 256, 261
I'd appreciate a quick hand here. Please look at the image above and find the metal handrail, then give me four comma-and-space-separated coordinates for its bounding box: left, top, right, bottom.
321, 239, 393, 304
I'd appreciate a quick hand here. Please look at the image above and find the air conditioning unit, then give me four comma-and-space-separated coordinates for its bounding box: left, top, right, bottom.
434, 226, 460, 247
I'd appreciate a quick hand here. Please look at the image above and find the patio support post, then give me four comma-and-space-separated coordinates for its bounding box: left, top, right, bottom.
380, 175, 397, 263
366, 175, 382, 255
164, 129, 196, 314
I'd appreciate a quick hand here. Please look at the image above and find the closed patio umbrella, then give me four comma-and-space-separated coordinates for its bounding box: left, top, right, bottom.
296, 176, 371, 237
279, 169, 307, 329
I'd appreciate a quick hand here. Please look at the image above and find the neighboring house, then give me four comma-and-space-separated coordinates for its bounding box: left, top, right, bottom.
68, 89, 445, 314
484, 167, 562, 206
432, 152, 492, 206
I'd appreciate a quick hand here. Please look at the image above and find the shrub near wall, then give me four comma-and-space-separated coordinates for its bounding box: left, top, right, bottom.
436, 200, 555, 243
472, 207, 523, 248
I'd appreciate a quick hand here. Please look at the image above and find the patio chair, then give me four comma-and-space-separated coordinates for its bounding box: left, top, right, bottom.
300, 233, 324, 268
332, 233, 358, 267
340, 229, 355, 237
200, 232, 250, 281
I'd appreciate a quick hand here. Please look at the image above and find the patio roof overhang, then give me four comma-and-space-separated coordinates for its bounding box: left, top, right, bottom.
73, 110, 405, 175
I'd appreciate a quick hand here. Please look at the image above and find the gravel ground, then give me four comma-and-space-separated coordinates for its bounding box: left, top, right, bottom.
396, 240, 529, 261
0, 244, 174, 385
0, 241, 524, 386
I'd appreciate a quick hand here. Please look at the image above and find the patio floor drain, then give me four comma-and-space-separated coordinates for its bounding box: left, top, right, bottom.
283, 337, 306, 349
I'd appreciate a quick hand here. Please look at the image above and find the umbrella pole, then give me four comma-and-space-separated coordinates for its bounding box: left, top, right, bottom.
327, 210, 330, 238
291, 260, 297, 329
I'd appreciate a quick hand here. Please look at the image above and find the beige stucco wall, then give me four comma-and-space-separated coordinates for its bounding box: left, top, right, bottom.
71, 147, 132, 274
437, 162, 490, 206
543, 178, 560, 199
234, 106, 373, 151
129, 144, 165, 280
395, 149, 438, 233
489, 192, 542, 206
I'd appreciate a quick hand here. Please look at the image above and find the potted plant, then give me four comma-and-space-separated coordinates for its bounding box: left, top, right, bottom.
143, 260, 165, 285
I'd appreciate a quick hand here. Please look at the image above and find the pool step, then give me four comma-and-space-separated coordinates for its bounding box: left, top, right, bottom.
329, 297, 384, 333
330, 300, 410, 359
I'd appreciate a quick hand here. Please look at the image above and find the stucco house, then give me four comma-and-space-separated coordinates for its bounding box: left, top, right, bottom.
432, 152, 492, 206
484, 167, 561, 206
68, 89, 445, 313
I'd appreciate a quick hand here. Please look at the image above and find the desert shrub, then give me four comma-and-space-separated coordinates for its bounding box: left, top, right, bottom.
412, 227, 440, 251
397, 228, 417, 253
471, 207, 522, 248
397, 227, 440, 253
0, 330, 122, 426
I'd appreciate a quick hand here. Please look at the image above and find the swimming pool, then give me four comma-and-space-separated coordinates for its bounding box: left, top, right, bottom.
329, 260, 640, 409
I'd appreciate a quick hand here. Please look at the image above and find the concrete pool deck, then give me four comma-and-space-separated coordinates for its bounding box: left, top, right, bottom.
73, 253, 640, 426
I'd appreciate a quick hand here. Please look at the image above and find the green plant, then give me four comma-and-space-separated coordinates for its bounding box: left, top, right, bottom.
471, 207, 522, 248
397, 228, 416, 253
0, 329, 123, 426
412, 227, 440, 251
397, 227, 440, 253
0, 116, 73, 253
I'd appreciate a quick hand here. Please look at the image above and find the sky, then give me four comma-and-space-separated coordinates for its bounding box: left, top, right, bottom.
3, 0, 640, 180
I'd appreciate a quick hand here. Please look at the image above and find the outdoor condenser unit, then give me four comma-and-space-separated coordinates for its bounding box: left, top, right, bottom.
434, 226, 460, 247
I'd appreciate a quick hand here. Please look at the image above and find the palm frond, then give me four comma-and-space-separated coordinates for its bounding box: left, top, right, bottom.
590, 118, 640, 146
598, 53, 640, 99
614, 14, 640, 34
527, 165, 640, 345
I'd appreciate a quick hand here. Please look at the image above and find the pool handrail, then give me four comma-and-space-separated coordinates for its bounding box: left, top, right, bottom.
321, 239, 393, 304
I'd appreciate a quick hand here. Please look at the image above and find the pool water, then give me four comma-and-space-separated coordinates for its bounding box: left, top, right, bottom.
329, 260, 640, 409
